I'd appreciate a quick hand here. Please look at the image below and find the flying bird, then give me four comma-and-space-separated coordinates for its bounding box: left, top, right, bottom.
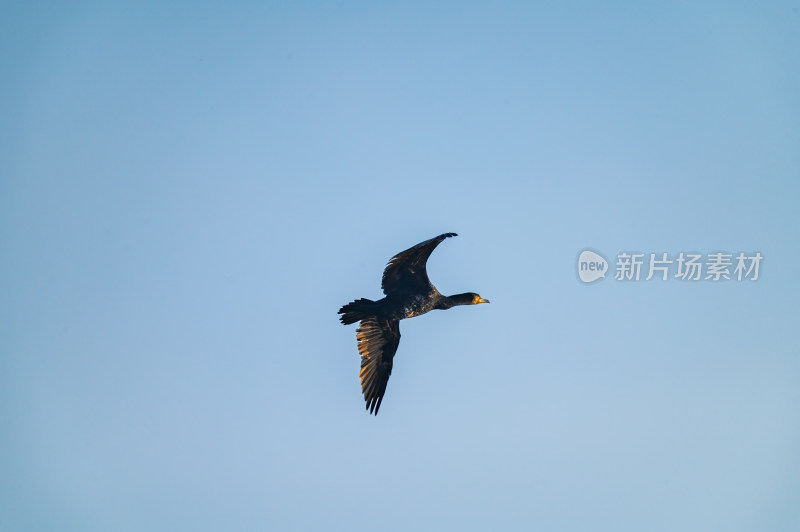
338, 232, 489, 415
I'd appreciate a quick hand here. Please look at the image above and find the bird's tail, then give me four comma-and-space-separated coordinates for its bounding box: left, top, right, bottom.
338, 298, 377, 325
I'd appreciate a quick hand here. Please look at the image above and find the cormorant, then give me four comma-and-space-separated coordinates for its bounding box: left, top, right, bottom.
338, 232, 489, 415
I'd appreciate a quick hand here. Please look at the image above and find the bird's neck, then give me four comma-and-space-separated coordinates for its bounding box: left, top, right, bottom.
435, 293, 474, 310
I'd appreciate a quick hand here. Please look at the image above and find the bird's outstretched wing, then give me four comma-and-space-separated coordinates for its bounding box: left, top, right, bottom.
381, 232, 457, 295
357, 318, 401, 415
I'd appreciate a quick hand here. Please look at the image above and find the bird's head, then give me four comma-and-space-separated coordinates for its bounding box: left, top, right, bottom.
470, 293, 490, 305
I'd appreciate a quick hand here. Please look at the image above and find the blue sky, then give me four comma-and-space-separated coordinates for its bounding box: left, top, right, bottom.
2, 2, 799, 531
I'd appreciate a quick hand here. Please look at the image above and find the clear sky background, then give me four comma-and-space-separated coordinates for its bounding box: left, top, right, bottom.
2, 2, 799, 531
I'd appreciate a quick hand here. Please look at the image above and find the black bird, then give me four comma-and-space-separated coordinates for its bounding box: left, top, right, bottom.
338, 232, 489, 415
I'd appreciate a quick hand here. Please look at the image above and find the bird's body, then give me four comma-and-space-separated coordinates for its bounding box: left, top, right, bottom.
339, 233, 489, 415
